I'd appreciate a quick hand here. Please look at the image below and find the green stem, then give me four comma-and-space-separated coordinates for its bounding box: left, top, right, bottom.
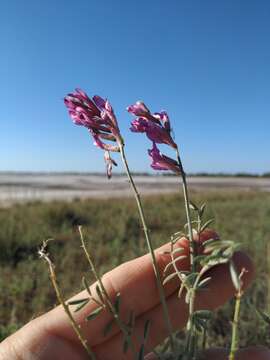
185, 266, 209, 358
119, 144, 175, 352
78, 227, 137, 359
202, 327, 207, 350
229, 293, 242, 360
175, 147, 195, 272
41, 249, 96, 360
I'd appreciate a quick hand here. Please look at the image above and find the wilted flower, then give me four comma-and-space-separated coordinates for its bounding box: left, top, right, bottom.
64, 88, 121, 152
128, 101, 176, 148
104, 151, 117, 179
148, 142, 181, 174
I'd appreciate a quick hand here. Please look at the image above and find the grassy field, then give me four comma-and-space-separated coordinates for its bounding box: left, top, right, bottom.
0, 190, 270, 349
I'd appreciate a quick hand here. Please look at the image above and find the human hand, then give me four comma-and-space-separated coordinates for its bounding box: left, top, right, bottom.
0, 231, 265, 360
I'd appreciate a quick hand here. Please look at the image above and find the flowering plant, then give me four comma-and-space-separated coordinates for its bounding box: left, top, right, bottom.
40, 88, 252, 360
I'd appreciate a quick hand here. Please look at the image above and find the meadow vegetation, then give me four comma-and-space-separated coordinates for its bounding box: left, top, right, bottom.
0, 191, 269, 350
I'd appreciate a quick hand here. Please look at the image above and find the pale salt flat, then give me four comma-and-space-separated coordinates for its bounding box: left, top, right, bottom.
0, 173, 269, 206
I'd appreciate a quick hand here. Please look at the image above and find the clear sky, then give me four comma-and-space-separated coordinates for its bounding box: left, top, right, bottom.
1, 0, 269, 174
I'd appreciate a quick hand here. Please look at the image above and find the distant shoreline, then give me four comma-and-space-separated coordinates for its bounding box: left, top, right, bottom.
0, 173, 270, 206
0, 171, 269, 177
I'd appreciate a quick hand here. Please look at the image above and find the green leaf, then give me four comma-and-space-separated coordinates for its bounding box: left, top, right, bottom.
193, 317, 205, 333
74, 299, 90, 312
163, 272, 178, 285
199, 203, 206, 218
194, 254, 207, 265
203, 238, 219, 247
189, 201, 198, 211
222, 247, 234, 258
82, 276, 92, 297
114, 292, 121, 314
178, 281, 186, 298
138, 344, 145, 360
163, 255, 187, 273
68, 298, 89, 306
172, 247, 185, 256
204, 239, 235, 253
229, 261, 241, 291
103, 319, 114, 337
127, 310, 135, 330
195, 310, 213, 320
198, 276, 212, 289
184, 273, 199, 287
86, 306, 103, 321
256, 309, 270, 325
200, 218, 215, 232
202, 254, 229, 267
143, 319, 151, 340
96, 284, 104, 303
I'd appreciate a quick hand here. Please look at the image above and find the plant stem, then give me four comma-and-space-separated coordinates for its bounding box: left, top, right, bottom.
185, 266, 209, 358
175, 146, 197, 359
78, 227, 137, 359
119, 144, 175, 352
229, 292, 242, 360
175, 147, 195, 272
202, 327, 207, 350
39, 245, 96, 360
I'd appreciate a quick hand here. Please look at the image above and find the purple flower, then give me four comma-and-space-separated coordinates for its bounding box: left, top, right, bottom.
64, 88, 121, 152
129, 118, 148, 133
148, 143, 181, 174
130, 117, 176, 148
128, 101, 176, 148
153, 111, 171, 132
127, 101, 151, 117
127, 101, 161, 124
64, 88, 122, 179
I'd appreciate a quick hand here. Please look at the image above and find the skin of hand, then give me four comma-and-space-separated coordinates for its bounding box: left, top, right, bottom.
0, 229, 265, 360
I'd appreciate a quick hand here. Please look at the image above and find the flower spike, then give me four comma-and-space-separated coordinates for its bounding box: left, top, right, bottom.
64, 88, 121, 177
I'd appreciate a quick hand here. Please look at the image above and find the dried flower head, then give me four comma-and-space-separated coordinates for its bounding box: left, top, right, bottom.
104, 151, 117, 179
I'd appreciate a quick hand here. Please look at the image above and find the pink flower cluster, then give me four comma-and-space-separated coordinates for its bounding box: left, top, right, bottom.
127, 101, 180, 174
64, 89, 120, 178
64, 89, 180, 176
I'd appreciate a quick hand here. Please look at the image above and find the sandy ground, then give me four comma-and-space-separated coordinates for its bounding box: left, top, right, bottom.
0, 173, 269, 206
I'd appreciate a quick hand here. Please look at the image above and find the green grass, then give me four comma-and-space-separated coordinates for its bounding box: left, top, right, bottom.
0, 191, 270, 348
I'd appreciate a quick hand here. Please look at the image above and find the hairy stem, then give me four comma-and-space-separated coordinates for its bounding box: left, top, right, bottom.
185, 266, 209, 359
229, 292, 242, 360
175, 147, 195, 272
119, 144, 175, 352
39, 245, 96, 360
78, 226, 137, 359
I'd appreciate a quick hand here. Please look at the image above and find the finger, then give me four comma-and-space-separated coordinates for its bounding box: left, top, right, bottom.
0, 317, 88, 360
0, 238, 188, 360
48, 228, 218, 346
200, 346, 270, 360
41, 239, 188, 346
93, 251, 254, 359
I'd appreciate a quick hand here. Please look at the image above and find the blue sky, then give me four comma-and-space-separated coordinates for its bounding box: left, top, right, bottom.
1, 0, 269, 173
